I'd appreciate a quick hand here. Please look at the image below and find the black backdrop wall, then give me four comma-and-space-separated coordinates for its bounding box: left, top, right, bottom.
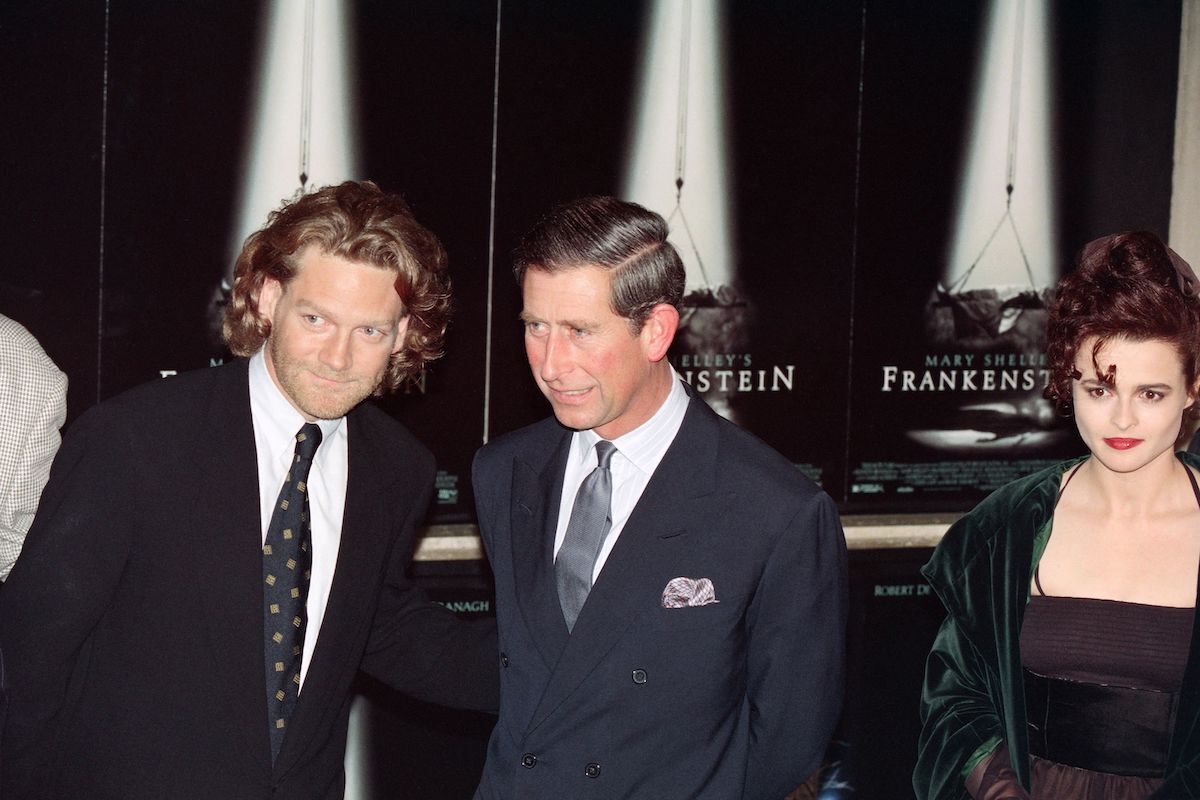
0, 1, 1184, 797
1, 0, 1181, 518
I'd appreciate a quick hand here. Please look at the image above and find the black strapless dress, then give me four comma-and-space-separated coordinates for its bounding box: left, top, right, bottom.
1019, 593, 1192, 799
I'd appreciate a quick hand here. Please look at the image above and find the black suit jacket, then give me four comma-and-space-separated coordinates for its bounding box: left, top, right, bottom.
472, 391, 847, 800
0, 360, 496, 799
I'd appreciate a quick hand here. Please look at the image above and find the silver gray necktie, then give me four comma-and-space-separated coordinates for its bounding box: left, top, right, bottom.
555, 440, 617, 632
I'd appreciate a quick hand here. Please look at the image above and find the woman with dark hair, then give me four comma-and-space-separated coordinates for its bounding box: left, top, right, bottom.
914, 231, 1200, 799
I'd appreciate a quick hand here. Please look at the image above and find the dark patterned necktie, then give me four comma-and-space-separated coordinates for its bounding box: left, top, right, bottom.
555, 440, 617, 632
262, 423, 321, 761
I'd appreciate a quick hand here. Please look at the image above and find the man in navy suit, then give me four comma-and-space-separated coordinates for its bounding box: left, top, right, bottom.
0, 181, 496, 799
472, 197, 847, 799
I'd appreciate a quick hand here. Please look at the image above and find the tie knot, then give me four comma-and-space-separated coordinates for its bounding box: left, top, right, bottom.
294, 423, 323, 461
594, 440, 616, 469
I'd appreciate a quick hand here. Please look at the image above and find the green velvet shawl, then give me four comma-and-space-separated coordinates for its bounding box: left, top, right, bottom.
913, 452, 1200, 800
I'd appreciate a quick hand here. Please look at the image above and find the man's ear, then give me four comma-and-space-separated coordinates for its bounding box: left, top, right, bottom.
640, 303, 679, 363
391, 315, 411, 356
257, 277, 282, 322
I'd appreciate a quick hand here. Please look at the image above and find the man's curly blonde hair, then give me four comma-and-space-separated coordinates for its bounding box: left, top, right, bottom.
222, 181, 450, 393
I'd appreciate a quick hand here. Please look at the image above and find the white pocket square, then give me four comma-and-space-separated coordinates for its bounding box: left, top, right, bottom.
661, 577, 719, 609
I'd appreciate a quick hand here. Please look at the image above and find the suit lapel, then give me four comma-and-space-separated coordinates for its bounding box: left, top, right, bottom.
526, 398, 730, 733
511, 429, 573, 669
193, 361, 274, 776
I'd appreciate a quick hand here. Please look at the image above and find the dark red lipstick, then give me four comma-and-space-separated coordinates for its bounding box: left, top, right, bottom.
1103, 438, 1143, 450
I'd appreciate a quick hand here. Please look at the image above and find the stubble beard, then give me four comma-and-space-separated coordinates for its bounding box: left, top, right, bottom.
267, 336, 381, 420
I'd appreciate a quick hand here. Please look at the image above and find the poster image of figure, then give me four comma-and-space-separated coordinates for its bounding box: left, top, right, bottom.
489, 0, 861, 499
94, 0, 496, 525
204, 0, 363, 348
846, 0, 1182, 513
908, 0, 1065, 457
619, 0, 751, 425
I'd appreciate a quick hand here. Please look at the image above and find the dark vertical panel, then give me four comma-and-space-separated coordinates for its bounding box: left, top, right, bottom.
0, 0, 106, 420
101, 1, 259, 396
357, 0, 498, 525
488, 0, 649, 441
725, 0, 861, 500
838, 548, 946, 798
1053, 0, 1182, 246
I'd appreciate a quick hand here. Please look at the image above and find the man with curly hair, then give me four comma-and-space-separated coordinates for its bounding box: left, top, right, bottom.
0, 181, 496, 799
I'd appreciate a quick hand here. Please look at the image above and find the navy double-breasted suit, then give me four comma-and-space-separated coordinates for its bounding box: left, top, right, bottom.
472, 390, 847, 799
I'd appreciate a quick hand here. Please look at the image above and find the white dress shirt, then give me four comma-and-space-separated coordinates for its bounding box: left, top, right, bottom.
248, 350, 348, 689
553, 371, 690, 581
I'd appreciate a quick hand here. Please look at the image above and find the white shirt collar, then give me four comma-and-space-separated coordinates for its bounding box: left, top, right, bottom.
572, 367, 690, 476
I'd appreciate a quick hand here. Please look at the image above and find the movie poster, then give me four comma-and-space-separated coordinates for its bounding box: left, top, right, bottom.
94, 0, 496, 524
488, 0, 861, 500
8, 0, 1183, 520
845, 0, 1182, 513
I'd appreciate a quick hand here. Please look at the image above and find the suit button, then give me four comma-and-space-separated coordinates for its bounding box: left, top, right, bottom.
500, 652, 509, 667
631, 668, 647, 684
584, 762, 601, 778
521, 753, 537, 768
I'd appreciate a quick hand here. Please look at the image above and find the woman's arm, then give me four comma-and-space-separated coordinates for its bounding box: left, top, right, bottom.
914, 615, 1025, 800
965, 744, 1030, 800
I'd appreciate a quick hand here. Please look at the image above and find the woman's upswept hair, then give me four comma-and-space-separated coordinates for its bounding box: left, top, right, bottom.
222, 180, 450, 392
1045, 231, 1200, 433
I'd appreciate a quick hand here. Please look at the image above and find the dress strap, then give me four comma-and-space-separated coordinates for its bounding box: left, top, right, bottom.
1054, 460, 1086, 509
1033, 567, 1046, 597
1185, 461, 1200, 509
1187, 461, 1200, 605
1038, 461, 1086, 599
